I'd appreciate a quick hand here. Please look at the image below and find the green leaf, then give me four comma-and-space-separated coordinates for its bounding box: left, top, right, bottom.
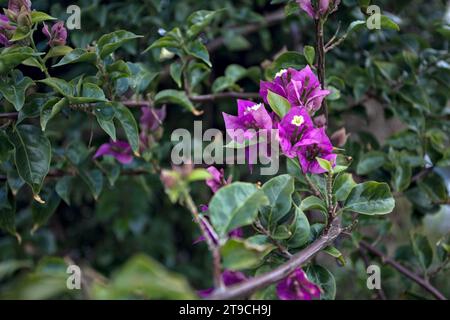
344, 182, 395, 215
316, 157, 332, 172
11, 26, 31, 42
324, 246, 346, 265
186, 169, 211, 182
113, 103, 139, 155
185, 40, 211, 67
97, 30, 142, 59
38, 77, 73, 97
356, 151, 386, 175
305, 265, 336, 300
0, 47, 36, 74
304, 45, 315, 66
78, 168, 103, 200
143, 28, 183, 53
154, 89, 201, 115
52, 48, 96, 67
333, 173, 356, 202
411, 234, 433, 270
69, 83, 107, 104
91, 255, 196, 299
300, 196, 327, 213
264, 51, 306, 79
40, 98, 67, 131
261, 174, 294, 226
0, 71, 34, 111
95, 103, 117, 141
380, 15, 400, 31
209, 182, 269, 238
55, 176, 73, 205
220, 238, 274, 270
0, 183, 17, 239
187, 10, 221, 38
31, 190, 61, 233
170, 61, 183, 88
7, 125, 51, 198
267, 90, 291, 118
287, 206, 311, 248
31, 11, 56, 24
417, 172, 448, 204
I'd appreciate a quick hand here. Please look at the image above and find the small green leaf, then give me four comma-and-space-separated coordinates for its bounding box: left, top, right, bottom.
0, 183, 18, 239
356, 151, 386, 175
170, 61, 183, 88
267, 90, 291, 118
0, 73, 34, 111
209, 182, 269, 238
304, 45, 315, 66
186, 169, 211, 182
55, 176, 73, 205
7, 125, 51, 198
411, 234, 433, 270
154, 89, 202, 115
38, 77, 74, 97
333, 173, 356, 202
187, 10, 222, 38
0, 47, 37, 74
220, 238, 274, 270
78, 168, 103, 201
31, 11, 56, 24
113, 103, 139, 155
305, 265, 336, 300
380, 15, 400, 31
97, 30, 143, 59
52, 48, 96, 67
40, 98, 67, 131
316, 157, 332, 172
185, 40, 211, 67
324, 246, 346, 265
261, 174, 294, 227
344, 182, 395, 215
300, 196, 327, 213
287, 207, 311, 248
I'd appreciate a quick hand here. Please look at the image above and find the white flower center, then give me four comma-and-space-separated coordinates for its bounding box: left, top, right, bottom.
275, 69, 288, 78
246, 103, 262, 113
291, 115, 305, 127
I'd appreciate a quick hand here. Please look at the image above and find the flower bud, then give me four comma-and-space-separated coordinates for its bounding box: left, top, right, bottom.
42, 21, 68, 47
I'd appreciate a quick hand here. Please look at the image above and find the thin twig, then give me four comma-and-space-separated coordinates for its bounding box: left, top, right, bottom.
359, 240, 447, 300
183, 192, 224, 290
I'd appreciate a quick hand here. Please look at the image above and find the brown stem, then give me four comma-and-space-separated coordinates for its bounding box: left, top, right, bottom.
359, 240, 447, 300
315, 18, 328, 123
183, 192, 224, 289
208, 218, 342, 300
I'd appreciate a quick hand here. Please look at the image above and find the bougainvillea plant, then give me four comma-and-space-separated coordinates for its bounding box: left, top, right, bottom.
0, 0, 448, 300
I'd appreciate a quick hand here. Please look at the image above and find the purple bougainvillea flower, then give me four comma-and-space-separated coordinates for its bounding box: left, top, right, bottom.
296, 0, 335, 19
8, 0, 31, 14
276, 268, 321, 300
93, 140, 134, 165
297, 127, 337, 174
140, 105, 166, 132
205, 166, 231, 193
42, 21, 67, 47
260, 66, 329, 115
0, 14, 15, 47
278, 106, 314, 158
286, 66, 330, 114
223, 99, 272, 142
198, 270, 248, 297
